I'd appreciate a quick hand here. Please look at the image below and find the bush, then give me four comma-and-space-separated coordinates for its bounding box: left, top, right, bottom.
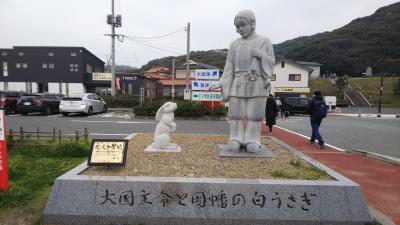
214, 105, 228, 117
133, 100, 207, 117
175, 101, 206, 117
394, 79, 400, 96
101, 94, 140, 108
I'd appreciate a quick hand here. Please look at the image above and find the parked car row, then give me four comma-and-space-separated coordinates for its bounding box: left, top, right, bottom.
0, 91, 107, 116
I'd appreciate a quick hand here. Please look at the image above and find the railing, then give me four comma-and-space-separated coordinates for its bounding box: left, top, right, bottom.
7, 127, 89, 142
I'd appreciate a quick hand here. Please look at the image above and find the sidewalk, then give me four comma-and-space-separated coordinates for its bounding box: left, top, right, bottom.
261, 124, 400, 225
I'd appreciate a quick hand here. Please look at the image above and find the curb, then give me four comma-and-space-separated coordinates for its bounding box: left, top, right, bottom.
368, 205, 396, 225
346, 149, 400, 166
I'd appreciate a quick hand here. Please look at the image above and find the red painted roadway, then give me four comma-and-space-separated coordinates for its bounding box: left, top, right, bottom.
261, 123, 400, 225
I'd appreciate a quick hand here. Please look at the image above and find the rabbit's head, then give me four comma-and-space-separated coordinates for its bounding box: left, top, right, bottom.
155, 102, 177, 122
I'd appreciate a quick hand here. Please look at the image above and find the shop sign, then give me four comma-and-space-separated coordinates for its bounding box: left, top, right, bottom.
92, 73, 112, 81
274, 87, 310, 93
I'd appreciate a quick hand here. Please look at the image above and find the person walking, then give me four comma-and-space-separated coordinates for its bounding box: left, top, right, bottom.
265, 94, 279, 133
275, 97, 284, 118
307, 90, 328, 149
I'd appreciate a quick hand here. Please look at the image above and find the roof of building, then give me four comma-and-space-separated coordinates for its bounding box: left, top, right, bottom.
275, 59, 314, 73
176, 60, 222, 71
160, 78, 193, 86
296, 61, 322, 66
9, 46, 105, 64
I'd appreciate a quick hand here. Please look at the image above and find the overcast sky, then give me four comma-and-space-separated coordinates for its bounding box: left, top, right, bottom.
0, 0, 398, 68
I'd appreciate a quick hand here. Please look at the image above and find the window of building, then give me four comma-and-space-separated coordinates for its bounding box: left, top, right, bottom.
48, 52, 54, 56
1, 52, 7, 56
289, 74, 301, 81
70, 64, 79, 72
271, 74, 276, 81
49, 63, 55, 69
16, 63, 21, 68
22, 63, 28, 68
2, 62, 8, 76
281, 61, 285, 68
42, 63, 48, 69
71, 52, 77, 56
18, 52, 24, 56
86, 64, 93, 73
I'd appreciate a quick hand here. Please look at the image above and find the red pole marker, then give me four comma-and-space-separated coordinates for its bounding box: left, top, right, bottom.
0, 109, 9, 192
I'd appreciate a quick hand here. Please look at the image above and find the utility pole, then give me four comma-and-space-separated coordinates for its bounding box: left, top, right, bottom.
185, 22, 190, 90
377, 74, 383, 117
111, 0, 116, 96
106, 0, 122, 96
172, 59, 175, 101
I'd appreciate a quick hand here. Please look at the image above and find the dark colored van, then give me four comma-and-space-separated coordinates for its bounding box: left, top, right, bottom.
0, 90, 23, 114
282, 97, 311, 115
17, 93, 62, 115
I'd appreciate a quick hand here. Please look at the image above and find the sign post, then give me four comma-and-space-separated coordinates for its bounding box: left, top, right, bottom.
0, 109, 9, 192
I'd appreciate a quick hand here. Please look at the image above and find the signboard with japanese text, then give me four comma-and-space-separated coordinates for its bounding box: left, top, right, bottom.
192, 91, 222, 101
88, 139, 128, 166
0, 110, 8, 192
191, 80, 220, 91
274, 87, 310, 93
92, 73, 112, 81
194, 69, 220, 80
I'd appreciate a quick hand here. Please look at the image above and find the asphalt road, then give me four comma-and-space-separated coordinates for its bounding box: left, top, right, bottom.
5, 112, 399, 158
276, 115, 400, 158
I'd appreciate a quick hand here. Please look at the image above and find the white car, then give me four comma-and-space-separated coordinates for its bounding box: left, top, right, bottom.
59, 93, 107, 116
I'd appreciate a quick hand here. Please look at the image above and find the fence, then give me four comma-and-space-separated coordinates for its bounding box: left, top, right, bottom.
7, 127, 89, 142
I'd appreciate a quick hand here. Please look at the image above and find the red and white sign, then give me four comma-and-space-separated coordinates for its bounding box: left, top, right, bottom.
0, 109, 8, 192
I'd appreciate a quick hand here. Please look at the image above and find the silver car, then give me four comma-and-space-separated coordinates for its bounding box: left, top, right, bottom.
59, 93, 107, 116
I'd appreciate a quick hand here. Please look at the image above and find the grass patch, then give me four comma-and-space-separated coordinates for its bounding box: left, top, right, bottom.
348, 77, 400, 107
0, 140, 89, 210
272, 158, 329, 180
309, 79, 346, 105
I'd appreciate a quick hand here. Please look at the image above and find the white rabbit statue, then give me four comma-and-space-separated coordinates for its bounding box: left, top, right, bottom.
151, 102, 178, 150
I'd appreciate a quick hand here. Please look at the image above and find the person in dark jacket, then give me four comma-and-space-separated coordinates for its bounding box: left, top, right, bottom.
307, 90, 327, 149
265, 94, 279, 133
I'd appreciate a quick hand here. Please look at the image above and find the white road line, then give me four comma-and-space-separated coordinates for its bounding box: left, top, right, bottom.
275, 125, 346, 152
70, 120, 155, 124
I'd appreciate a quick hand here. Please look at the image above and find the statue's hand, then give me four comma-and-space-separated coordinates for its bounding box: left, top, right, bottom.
207, 82, 221, 91
265, 78, 271, 89
251, 48, 262, 59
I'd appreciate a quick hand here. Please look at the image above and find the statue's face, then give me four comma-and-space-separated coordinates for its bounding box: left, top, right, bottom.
235, 18, 253, 38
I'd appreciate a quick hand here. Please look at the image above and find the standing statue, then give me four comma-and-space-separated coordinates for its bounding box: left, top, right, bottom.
208, 10, 275, 153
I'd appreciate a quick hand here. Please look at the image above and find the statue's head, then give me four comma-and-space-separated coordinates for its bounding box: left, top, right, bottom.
234, 10, 256, 38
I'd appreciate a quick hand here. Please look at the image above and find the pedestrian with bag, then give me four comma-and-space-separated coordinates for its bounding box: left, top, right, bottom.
307, 90, 327, 149
265, 94, 279, 133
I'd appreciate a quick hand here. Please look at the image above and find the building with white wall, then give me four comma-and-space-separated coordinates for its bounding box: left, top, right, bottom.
271, 59, 313, 98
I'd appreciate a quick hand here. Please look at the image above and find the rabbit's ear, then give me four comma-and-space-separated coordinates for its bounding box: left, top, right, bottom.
155, 103, 166, 121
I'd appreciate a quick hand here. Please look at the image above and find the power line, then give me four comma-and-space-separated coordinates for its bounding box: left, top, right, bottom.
126, 37, 185, 52
124, 36, 184, 55
124, 27, 185, 40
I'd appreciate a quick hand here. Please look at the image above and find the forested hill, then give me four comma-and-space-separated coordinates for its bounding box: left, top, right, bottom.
141, 2, 399, 76
274, 2, 400, 75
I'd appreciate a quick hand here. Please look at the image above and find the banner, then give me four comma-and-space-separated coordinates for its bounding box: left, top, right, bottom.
0, 109, 8, 192
116, 77, 121, 91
